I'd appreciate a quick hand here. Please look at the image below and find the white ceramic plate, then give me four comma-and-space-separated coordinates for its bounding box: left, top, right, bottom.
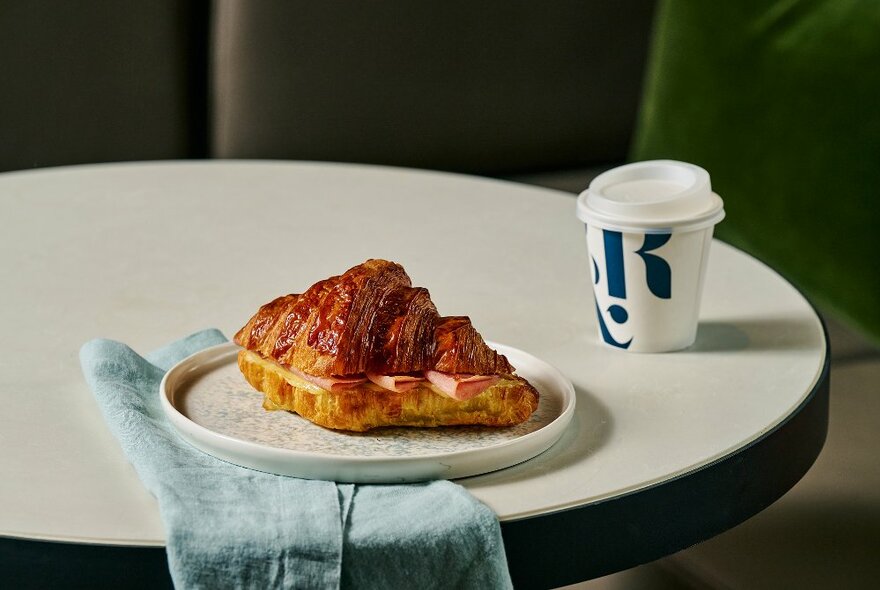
160, 342, 575, 483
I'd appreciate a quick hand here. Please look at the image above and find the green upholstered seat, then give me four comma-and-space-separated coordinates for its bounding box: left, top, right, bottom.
632, 0, 880, 343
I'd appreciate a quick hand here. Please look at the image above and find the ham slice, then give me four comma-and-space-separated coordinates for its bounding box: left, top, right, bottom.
366, 373, 426, 393
285, 362, 499, 398
425, 370, 500, 401
288, 365, 367, 391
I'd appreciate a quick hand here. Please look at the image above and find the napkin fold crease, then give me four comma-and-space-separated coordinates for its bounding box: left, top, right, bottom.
80, 329, 512, 590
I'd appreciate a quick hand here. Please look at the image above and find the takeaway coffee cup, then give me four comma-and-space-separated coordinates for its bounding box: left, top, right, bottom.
575, 160, 725, 352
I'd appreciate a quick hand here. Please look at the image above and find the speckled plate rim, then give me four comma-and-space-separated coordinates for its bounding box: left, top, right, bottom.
159, 341, 575, 483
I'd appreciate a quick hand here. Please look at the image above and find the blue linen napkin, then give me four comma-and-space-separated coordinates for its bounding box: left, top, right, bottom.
80, 329, 513, 590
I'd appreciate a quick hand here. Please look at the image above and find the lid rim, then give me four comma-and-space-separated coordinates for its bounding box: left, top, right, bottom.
576, 160, 722, 228
577, 192, 725, 233
579, 208, 726, 234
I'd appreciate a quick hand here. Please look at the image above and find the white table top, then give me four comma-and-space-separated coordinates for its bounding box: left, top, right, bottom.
0, 161, 826, 546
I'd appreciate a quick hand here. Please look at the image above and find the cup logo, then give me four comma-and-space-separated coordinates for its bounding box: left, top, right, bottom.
593, 229, 672, 349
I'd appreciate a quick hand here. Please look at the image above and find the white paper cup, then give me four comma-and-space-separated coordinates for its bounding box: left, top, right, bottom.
575, 160, 725, 352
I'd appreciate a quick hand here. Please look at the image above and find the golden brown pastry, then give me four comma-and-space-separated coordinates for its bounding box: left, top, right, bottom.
233, 259, 539, 432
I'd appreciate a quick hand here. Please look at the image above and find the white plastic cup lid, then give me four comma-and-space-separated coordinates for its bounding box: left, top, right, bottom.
576, 160, 725, 233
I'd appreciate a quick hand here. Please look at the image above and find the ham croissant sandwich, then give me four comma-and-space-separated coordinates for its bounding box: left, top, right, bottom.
233, 259, 539, 432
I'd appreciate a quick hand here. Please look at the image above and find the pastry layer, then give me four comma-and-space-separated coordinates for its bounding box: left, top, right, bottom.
238, 350, 540, 432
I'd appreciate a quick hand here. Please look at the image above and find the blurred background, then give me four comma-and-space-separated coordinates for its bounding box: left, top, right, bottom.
2, 1, 878, 588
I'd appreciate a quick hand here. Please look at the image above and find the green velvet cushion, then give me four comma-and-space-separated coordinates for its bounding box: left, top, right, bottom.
632, 0, 880, 343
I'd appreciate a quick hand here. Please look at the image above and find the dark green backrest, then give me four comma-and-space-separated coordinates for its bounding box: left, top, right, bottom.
633, 0, 880, 343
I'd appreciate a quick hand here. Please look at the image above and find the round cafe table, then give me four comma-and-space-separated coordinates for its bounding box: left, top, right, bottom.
0, 162, 828, 589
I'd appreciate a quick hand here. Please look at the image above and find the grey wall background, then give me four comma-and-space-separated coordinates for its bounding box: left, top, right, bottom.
0, 0, 655, 174
0, 1, 208, 171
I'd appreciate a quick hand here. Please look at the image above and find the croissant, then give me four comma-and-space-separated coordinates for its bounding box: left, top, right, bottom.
233, 259, 539, 431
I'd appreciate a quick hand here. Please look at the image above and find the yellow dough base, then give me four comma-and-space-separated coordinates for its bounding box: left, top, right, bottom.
238, 350, 539, 432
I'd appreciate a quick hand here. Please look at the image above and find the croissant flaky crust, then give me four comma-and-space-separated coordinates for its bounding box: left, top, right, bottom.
234, 259, 513, 377
234, 259, 539, 431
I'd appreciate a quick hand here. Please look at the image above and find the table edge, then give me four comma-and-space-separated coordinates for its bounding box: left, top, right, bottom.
499, 307, 831, 588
